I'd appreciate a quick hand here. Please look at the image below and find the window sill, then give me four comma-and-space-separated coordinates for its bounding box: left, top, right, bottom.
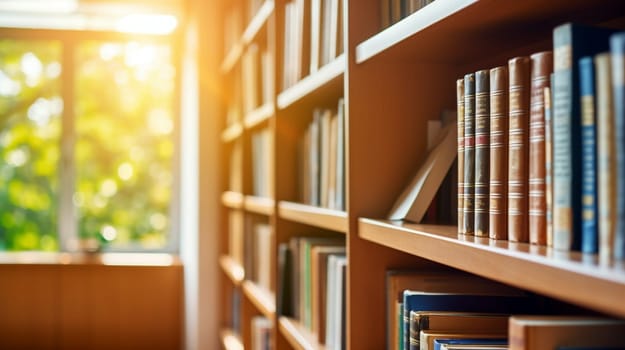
0, 252, 181, 266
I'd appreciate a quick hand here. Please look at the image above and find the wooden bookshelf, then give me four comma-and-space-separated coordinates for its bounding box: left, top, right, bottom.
222, 191, 244, 209
359, 218, 625, 318
244, 195, 275, 216
278, 317, 326, 350
212, 0, 625, 349
219, 255, 245, 286
220, 328, 244, 350
277, 54, 345, 110
242, 280, 276, 320
278, 201, 347, 233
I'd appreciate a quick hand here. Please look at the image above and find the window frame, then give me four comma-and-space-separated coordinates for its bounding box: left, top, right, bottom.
0, 27, 183, 253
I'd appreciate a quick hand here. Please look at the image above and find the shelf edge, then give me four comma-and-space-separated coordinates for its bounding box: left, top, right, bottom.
278, 201, 347, 233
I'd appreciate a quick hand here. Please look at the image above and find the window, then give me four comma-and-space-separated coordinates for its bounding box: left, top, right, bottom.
0, 34, 178, 252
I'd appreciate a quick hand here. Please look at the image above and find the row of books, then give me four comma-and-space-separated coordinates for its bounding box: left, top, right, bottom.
282, 0, 344, 90
252, 127, 273, 198
457, 22, 625, 259
298, 99, 346, 210
387, 269, 625, 350
380, 0, 435, 29
242, 43, 274, 115
277, 235, 346, 349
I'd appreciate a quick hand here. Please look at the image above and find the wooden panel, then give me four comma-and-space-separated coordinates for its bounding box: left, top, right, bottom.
222, 191, 245, 209
220, 254, 246, 285
278, 201, 347, 233
244, 195, 275, 216
222, 122, 244, 143
278, 317, 326, 350
359, 218, 625, 318
242, 280, 276, 319
244, 102, 275, 129
220, 328, 244, 350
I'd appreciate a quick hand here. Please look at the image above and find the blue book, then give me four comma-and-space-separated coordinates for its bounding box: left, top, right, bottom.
401, 292, 527, 350
434, 338, 507, 350
552, 22, 615, 251
579, 56, 598, 254
611, 32, 625, 259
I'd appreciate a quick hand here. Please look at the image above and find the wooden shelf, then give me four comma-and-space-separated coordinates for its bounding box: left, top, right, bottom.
244, 103, 274, 129
244, 195, 275, 216
242, 0, 274, 45
222, 191, 244, 209
277, 54, 345, 110
219, 255, 245, 285
358, 218, 625, 318
242, 280, 276, 319
278, 201, 347, 233
278, 317, 326, 350
220, 0, 274, 74
355, 0, 625, 64
221, 122, 243, 143
220, 328, 243, 350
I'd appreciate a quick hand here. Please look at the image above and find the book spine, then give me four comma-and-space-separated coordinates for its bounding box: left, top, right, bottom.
508, 56, 531, 242
475, 70, 490, 237
457, 79, 465, 234
409, 311, 420, 350
489, 66, 508, 240
611, 33, 625, 259
529, 51, 553, 245
463, 73, 476, 235
544, 83, 554, 246
579, 56, 599, 254
596, 52, 616, 262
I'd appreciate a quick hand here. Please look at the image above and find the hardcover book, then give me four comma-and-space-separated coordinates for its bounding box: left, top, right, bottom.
552, 22, 615, 251
489, 66, 508, 240
579, 55, 598, 254
464, 73, 476, 235
544, 84, 554, 246
529, 51, 553, 245
611, 32, 625, 259
474, 69, 490, 237
429, 336, 507, 350
457, 78, 465, 234
508, 56, 531, 242
595, 52, 616, 262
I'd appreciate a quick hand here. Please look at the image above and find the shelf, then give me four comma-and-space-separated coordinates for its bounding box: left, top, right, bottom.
242, 0, 274, 45
220, 328, 243, 350
242, 280, 276, 319
222, 191, 244, 209
277, 54, 345, 110
221, 122, 243, 143
278, 317, 326, 350
220, 0, 274, 74
219, 255, 245, 285
358, 218, 625, 318
278, 201, 347, 233
244, 195, 275, 216
244, 103, 274, 129
355, 0, 625, 64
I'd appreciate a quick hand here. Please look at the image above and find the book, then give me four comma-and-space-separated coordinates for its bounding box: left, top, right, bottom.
595, 52, 616, 262
611, 32, 625, 259
277, 242, 293, 317
552, 22, 615, 251
251, 316, 272, 350
387, 122, 457, 223
420, 331, 506, 350
254, 223, 273, 291
228, 210, 244, 266
409, 311, 508, 350
311, 245, 345, 343
489, 66, 508, 240
457, 78, 465, 234
402, 292, 527, 350
463, 73, 476, 235
310, 0, 322, 73
545, 84, 554, 246
474, 69, 490, 237
325, 254, 347, 349
441, 345, 508, 350
508, 56, 531, 243
335, 98, 346, 210
529, 51, 553, 245
579, 55, 599, 254
509, 316, 625, 350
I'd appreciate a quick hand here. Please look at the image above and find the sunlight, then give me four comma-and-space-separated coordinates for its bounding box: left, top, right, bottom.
118, 162, 134, 181
20, 52, 42, 87
115, 14, 178, 35
124, 42, 156, 67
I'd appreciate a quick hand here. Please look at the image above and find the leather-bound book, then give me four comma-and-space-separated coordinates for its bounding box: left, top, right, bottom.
463, 73, 476, 235
489, 66, 508, 240
457, 78, 465, 234
474, 70, 490, 237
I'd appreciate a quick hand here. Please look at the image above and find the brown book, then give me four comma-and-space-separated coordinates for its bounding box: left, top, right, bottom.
463, 73, 476, 235
508, 56, 531, 242
528, 51, 553, 245
474, 70, 490, 237
544, 85, 554, 247
457, 78, 465, 234
489, 66, 508, 240
509, 316, 625, 350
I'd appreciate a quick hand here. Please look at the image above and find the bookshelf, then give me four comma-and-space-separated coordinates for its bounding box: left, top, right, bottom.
214, 0, 625, 349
